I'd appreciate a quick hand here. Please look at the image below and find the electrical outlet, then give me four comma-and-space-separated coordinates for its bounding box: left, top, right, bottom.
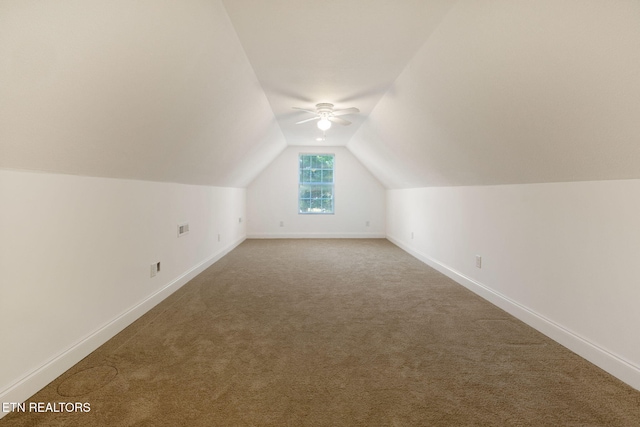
238, 217, 242, 223
217, 234, 221, 242
366, 221, 370, 227
476, 255, 482, 269
411, 231, 414, 239
177, 222, 189, 237
150, 262, 160, 277
279, 221, 284, 227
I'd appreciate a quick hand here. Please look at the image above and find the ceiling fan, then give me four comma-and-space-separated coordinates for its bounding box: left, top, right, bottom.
293, 103, 360, 131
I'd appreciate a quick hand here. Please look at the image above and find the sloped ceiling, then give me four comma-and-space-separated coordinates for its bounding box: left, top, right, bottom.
349, 0, 640, 188
2, 1, 640, 189
221, 0, 456, 148
0, 0, 286, 187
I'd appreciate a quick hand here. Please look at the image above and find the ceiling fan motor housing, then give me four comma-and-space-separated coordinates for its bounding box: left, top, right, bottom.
316, 103, 334, 116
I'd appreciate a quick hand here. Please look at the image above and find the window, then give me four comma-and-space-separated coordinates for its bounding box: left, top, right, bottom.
298, 154, 334, 214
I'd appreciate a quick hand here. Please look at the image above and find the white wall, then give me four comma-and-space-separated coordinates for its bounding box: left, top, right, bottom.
386, 180, 640, 390
0, 169, 246, 413
247, 146, 385, 238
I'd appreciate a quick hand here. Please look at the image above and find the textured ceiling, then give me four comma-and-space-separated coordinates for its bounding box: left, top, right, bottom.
2, 1, 640, 188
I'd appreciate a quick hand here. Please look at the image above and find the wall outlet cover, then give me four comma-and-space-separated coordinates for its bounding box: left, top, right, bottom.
177, 222, 190, 237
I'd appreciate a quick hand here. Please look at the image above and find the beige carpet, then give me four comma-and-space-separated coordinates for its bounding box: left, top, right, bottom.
3, 239, 640, 426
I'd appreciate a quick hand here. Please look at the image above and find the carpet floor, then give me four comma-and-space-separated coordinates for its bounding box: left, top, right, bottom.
3, 239, 640, 426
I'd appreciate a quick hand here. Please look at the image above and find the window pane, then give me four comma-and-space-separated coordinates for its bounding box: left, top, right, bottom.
311, 156, 321, 169
299, 185, 311, 198
299, 199, 310, 213
302, 170, 312, 183
322, 170, 333, 183
303, 156, 312, 169
324, 156, 334, 169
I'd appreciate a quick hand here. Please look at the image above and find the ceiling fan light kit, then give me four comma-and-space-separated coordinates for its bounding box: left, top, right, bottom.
317, 118, 332, 130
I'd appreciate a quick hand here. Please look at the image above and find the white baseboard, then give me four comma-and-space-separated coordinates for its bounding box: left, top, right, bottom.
386, 235, 640, 392
0, 236, 245, 418
247, 232, 386, 239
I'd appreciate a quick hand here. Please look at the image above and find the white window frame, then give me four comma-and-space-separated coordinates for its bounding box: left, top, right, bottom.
298, 153, 335, 215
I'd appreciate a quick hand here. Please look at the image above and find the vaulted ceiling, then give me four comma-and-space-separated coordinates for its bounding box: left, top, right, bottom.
222, 0, 455, 148
1, 1, 639, 188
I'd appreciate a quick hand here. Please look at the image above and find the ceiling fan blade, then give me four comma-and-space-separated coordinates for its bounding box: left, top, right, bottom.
292, 107, 319, 114
296, 116, 320, 125
329, 116, 352, 126
332, 107, 360, 117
